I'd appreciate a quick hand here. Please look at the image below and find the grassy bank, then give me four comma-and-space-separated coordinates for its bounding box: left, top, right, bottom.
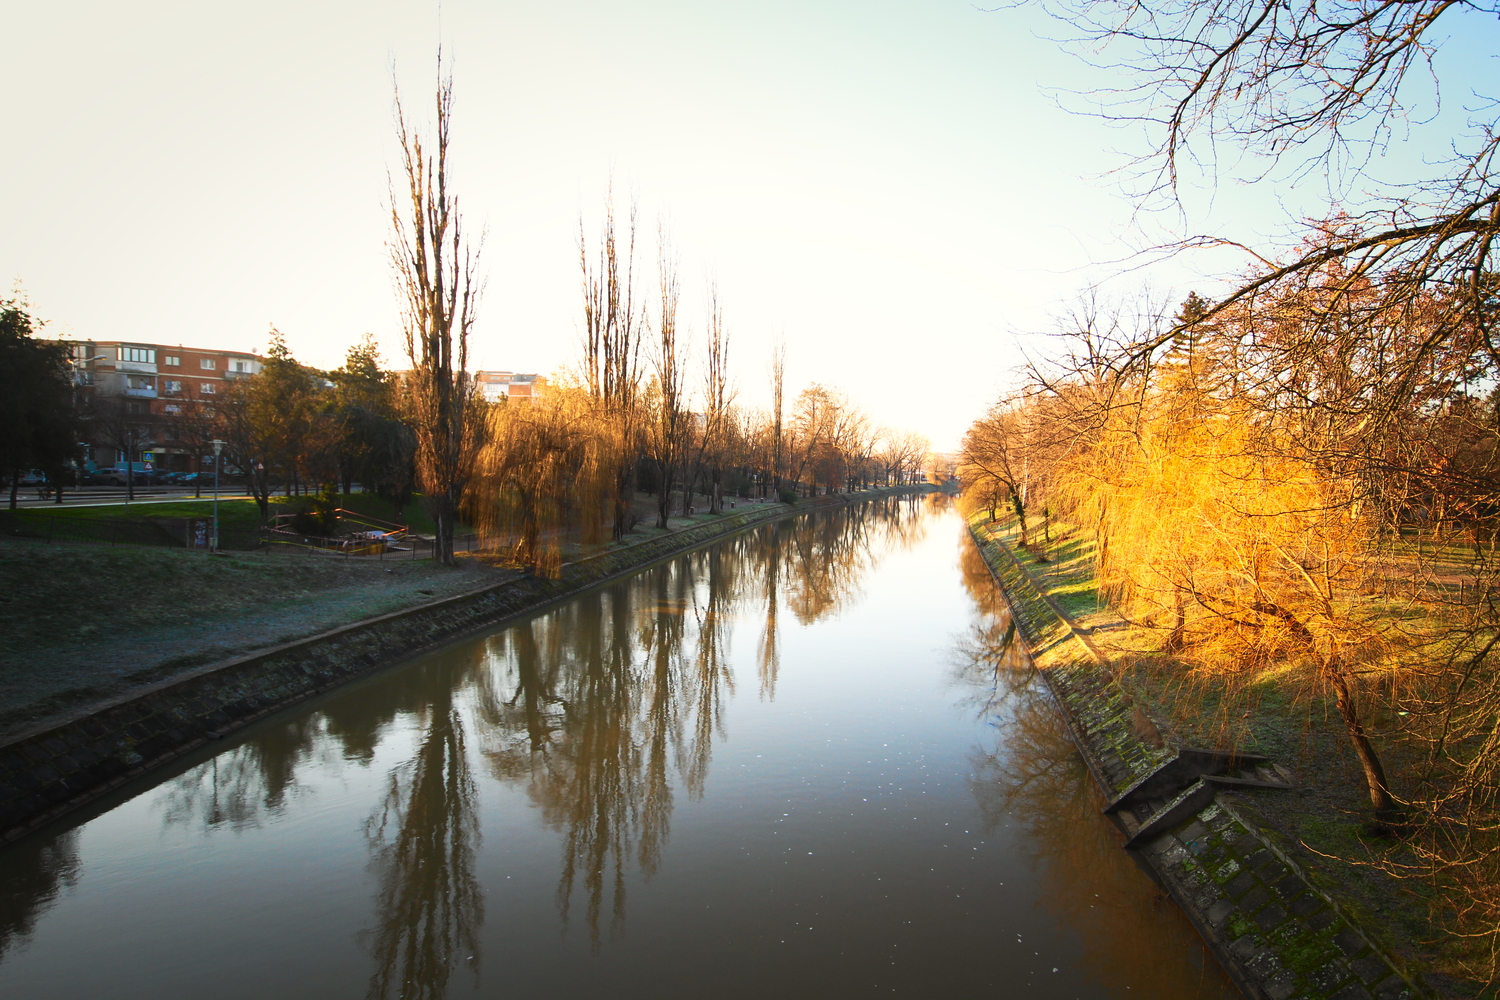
0, 488, 904, 745
972, 510, 1479, 997
0, 542, 508, 742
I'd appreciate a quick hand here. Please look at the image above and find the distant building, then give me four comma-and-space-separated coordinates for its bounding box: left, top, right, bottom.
59, 339, 263, 471
475, 370, 547, 403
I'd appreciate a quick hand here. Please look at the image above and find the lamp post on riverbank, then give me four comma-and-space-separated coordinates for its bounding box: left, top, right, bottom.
211, 439, 224, 552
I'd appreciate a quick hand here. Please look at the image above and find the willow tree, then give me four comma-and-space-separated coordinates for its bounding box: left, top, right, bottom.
472, 384, 609, 577
390, 58, 483, 566
1045, 355, 1413, 817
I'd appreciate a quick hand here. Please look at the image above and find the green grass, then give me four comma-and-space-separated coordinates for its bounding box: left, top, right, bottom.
29, 497, 269, 531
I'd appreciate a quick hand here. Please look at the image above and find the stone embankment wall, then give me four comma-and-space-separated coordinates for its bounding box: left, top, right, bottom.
968, 517, 1424, 1000
0, 488, 926, 843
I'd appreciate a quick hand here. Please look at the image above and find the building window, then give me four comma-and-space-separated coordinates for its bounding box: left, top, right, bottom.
200, 383, 216, 394
232, 359, 249, 372
201, 359, 217, 370
164, 404, 181, 414
164, 380, 182, 393
119, 347, 156, 364
164, 355, 180, 366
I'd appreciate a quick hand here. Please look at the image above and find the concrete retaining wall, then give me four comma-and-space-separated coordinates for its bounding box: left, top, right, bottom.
0, 488, 926, 843
967, 516, 1425, 1000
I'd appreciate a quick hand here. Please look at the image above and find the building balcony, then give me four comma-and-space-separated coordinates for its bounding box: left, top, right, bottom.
116, 360, 158, 374
124, 387, 158, 398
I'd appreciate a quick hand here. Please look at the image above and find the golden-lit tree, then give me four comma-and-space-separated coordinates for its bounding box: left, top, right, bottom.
960, 401, 1035, 538
994, 269, 1500, 977
471, 382, 610, 576
1053, 368, 1411, 813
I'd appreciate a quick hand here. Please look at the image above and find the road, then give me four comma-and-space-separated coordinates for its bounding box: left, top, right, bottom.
7, 488, 255, 509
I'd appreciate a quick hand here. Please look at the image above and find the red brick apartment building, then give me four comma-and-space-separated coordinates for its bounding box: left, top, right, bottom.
61, 339, 263, 472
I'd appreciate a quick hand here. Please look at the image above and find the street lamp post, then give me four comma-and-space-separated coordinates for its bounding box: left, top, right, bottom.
212, 439, 225, 552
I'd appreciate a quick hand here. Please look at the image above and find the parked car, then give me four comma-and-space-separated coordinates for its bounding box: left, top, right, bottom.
92, 468, 153, 486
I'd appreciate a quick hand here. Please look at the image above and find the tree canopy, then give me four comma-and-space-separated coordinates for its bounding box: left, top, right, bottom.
0, 296, 79, 505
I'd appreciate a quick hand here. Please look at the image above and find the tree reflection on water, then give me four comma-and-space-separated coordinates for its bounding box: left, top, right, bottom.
363, 688, 484, 1000
0, 831, 79, 963
0, 496, 930, 999
350, 494, 931, 994
472, 497, 925, 947
156, 716, 324, 832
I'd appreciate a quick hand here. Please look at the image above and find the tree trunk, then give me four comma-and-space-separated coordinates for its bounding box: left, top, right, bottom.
253, 475, 269, 521
433, 503, 456, 565
1327, 666, 1396, 815
613, 461, 636, 541
656, 461, 676, 530
1165, 587, 1188, 651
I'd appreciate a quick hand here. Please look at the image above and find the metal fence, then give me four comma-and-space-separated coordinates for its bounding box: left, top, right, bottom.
258, 533, 481, 561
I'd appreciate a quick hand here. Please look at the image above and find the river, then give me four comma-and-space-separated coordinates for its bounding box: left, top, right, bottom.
0, 495, 1235, 999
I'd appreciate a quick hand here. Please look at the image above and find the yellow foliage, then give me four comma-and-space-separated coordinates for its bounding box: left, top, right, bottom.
1051, 373, 1402, 683
469, 384, 617, 576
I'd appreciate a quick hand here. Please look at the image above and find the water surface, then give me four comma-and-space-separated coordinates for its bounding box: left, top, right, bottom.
0, 496, 1235, 999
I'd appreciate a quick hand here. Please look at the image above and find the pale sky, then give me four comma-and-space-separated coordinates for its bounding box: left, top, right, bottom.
4, 1, 1496, 450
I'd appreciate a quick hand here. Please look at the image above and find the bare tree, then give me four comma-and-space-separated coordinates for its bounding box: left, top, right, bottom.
649, 230, 689, 530
1046, 0, 1499, 402
88, 392, 153, 503
161, 384, 220, 498
216, 380, 276, 520
390, 55, 484, 566
579, 187, 645, 540
769, 339, 786, 500
687, 281, 736, 514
